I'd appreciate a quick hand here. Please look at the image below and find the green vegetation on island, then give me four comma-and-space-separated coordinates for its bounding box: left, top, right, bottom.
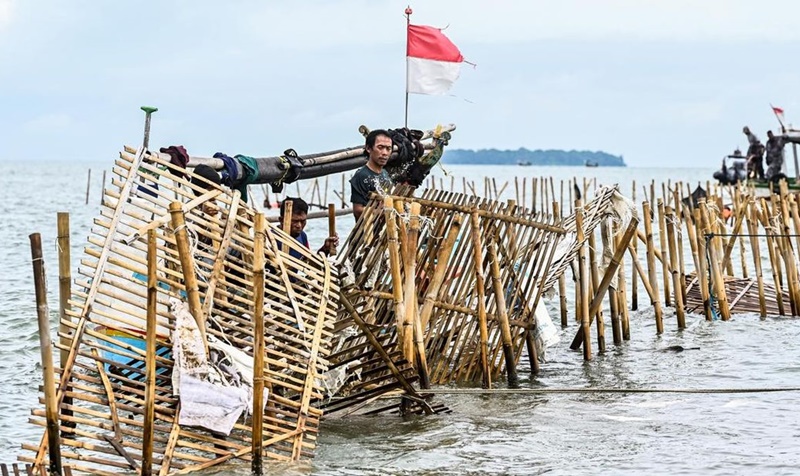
441, 148, 626, 167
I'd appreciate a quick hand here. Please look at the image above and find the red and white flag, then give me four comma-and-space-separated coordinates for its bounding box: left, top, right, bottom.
406, 24, 464, 95
772, 105, 785, 127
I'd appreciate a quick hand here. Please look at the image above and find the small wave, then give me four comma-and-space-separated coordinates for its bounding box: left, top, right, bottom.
600, 414, 649, 422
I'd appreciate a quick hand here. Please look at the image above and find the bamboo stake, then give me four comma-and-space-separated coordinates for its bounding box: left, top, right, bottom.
383, 197, 407, 352
701, 201, 731, 321
487, 238, 519, 387
30, 233, 63, 476
56, 212, 74, 433
657, 199, 672, 306
665, 206, 686, 328
575, 203, 591, 360
168, 201, 208, 352
745, 199, 767, 317
341, 174, 346, 208
469, 211, 491, 388
587, 229, 605, 353
418, 215, 463, 332
630, 181, 638, 311
570, 218, 638, 349
642, 202, 664, 333
616, 228, 631, 341
603, 221, 621, 345
327, 204, 337, 255
407, 203, 431, 386
85, 169, 91, 205
252, 213, 266, 474
142, 229, 158, 476
282, 200, 293, 236
759, 198, 784, 315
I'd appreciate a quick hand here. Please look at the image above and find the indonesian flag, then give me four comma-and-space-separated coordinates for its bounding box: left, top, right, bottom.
772, 105, 786, 127
406, 24, 464, 95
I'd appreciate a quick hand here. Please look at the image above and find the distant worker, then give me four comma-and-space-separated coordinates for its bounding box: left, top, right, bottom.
765, 130, 787, 182
279, 197, 338, 257
350, 129, 395, 221
742, 126, 765, 180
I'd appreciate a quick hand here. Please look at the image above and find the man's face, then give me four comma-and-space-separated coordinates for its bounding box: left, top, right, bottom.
768, 131, 774, 139
287, 212, 307, 237
367, 135, 392, 168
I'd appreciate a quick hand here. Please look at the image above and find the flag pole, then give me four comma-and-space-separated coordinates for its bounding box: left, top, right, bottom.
404, 6, 412, 128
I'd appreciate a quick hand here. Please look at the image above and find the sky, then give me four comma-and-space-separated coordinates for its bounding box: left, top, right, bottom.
2, 0, 800, 167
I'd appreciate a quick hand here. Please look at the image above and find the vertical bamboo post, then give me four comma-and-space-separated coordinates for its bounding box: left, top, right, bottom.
642, 202, 664, 333
657, 199, 672, 306
604, 221, 622, 346
323, 176, 329, 206
760, 197, 785, 315
327, 204, 337, 256
701, 201, 732, 321
30, 233, 63, 476
142, 229, 158, 476
552, 202, 568, 327
100, 170, 107, 206
56, 213, 72, 401
616, 226, 631, 341
691, 207, 713, 320
515, 177, 520, 204
282, 200, 293, 236
469, 210, 492, 388
630, 181, 638, 311
251, 214, 266, 474
168, 202, 208, 351
587, 229, 606, 353
745, 199, 767, 317
488, 238, 519, 387
341, 174, 346, 208
383, 197, 408, 354
85, 169, 91, 205
665, 206, 686, 328
673, 188, 687, 302
407, 203, 431, 384
576, 203, 592, 360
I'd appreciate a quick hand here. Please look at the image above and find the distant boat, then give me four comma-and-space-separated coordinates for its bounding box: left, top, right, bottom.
585, 161, 599, 167
518, 160, 532, 166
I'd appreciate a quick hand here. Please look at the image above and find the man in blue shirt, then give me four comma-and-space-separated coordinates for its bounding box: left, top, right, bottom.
278, 198, 338, 258
350, 129, 395, 221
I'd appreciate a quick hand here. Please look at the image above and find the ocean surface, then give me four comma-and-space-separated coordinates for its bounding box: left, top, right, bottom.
2, 161, 799, 475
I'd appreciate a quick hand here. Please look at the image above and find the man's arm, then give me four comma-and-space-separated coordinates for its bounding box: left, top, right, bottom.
353, 203, 365, 221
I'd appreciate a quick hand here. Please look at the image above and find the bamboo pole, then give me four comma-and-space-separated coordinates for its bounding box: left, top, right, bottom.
642, 202, 664, 333
30, 233, 63, 476
657, 199, 672, 306
141, 229, 158, 476
469, 211, 491, 388
665, 206, 685, 328
570, 218, 638, 349
701, 201, 731, 321
603, 221, 621, 345
252, 213, 266, 474
616, 227, 631, 341
745, 199, 767, 318
587, 229, 606, 353
487, 238, 519, 387
673, 188, 687, 303
56, 212, 74, 432
383, 197, 408, 353
630, 181, 638, 311
168, 201, 208, 352
407, 203, 431, 386
282, 200, 293, 236
341, 174, 346, 208
327, 204, 337, 256
759, 197, 784, 315
575, 203, 592, 360
85, 169, 91, 205
419, 215, 463, 331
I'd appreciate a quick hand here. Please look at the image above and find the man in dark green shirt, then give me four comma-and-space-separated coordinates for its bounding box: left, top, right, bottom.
350, 129, 395, 221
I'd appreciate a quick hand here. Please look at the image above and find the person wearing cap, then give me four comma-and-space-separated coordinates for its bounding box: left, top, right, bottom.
742, 126, 765, 180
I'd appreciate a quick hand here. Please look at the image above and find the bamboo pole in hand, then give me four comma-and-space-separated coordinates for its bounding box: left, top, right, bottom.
142, 229, 158, 476
642, 202, 664, 333
251, 214, 266, 474
469, 211, 492, 388
30, 233, 63, 476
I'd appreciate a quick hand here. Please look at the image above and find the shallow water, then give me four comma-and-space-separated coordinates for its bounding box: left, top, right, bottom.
2, 161, 799, 475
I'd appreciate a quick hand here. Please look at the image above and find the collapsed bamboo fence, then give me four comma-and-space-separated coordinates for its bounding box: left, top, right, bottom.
23, 147, 338, 475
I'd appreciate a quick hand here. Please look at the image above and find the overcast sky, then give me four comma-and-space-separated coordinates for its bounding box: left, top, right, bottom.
1, 0, 799, 166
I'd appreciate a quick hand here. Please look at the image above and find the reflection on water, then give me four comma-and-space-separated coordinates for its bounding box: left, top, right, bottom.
2, 162, 799, 475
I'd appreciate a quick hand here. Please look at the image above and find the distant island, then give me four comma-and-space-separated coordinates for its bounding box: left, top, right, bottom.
441, 148, 626, 167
